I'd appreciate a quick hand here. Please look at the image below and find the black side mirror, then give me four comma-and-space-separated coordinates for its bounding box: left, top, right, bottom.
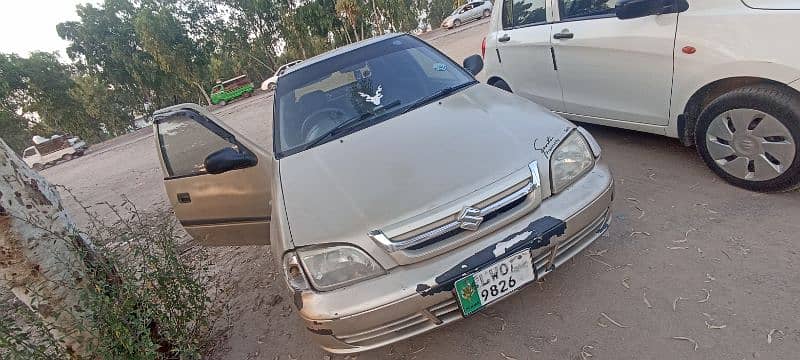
462, 54, 484, 76
204, 147, 258, 174
616, 0, 688, 20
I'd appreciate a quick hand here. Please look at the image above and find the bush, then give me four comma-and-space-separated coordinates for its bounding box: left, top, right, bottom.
0, 197, 216, 359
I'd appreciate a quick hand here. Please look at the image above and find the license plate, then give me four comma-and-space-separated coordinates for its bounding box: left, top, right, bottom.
454, 250, 536, 316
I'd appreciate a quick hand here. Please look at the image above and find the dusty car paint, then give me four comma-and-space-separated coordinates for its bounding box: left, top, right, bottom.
153, 33, 614, 354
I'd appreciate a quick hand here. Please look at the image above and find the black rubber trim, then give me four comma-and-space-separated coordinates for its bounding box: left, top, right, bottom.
180, 216, 270, 227
416, 216, 566, 297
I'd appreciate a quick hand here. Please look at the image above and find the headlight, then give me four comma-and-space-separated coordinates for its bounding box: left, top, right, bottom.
296, 245, 385, 291
550, 130, 594, 193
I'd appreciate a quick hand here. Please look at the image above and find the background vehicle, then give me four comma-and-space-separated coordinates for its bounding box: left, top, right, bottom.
23, 135, 87, 170
441, 1, 493, 29
482, 0, 800, 192
210, 75, 254, 106
260, 60, 302, 91
152, 34, 612, 353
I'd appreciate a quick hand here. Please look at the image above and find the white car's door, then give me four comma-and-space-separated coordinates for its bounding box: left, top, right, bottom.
494, 0, 565, 112
461, 4, 476, 19
551, 0, 678, 126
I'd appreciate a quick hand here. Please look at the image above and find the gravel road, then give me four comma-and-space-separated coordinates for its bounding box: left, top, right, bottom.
41, 20, 800, 360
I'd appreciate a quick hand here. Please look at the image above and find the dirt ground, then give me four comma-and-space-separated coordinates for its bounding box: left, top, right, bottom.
40, 20, 800, 360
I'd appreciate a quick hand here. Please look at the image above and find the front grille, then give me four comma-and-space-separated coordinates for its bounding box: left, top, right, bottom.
406, 195, 527, 250
368, 162, 543, 254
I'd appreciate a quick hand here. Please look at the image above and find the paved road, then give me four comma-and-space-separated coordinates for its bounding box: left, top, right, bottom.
41, 22, 800, 360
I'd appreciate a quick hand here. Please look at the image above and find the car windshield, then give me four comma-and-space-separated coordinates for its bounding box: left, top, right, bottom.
273, 34, 475, 158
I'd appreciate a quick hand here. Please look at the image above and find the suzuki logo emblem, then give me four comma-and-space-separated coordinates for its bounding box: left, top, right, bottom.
457, 207, 484, 231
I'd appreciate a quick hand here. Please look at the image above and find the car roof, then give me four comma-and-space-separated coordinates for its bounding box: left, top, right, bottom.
283, 33, 404, 76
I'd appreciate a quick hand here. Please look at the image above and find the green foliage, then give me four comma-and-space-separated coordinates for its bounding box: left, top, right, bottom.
0, 199, 215, 359
429, 0, 461, 28
0, 299, 67, 359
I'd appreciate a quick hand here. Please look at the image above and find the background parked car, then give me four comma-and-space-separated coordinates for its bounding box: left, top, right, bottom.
23, 135, 87, 170
482, 0, 800, 192
261, 60, 302, 91
210, 75, 254, 106
442, 1, 493, 29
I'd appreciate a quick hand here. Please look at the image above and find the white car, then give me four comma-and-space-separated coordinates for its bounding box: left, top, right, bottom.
442, 1, 493, 29
23, 135, 87, 170
261, 60, 302, 91
483, 0, 800, 192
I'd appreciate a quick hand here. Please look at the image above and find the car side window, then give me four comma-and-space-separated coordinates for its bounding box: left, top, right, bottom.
23, 148, 36, 157
157, 113, 235, 178
558, 0, 617, 20
502, 0, 547, 29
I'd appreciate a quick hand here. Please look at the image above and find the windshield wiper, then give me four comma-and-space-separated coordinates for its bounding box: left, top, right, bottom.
401, 81, 476, 115
302, 100, 401, 150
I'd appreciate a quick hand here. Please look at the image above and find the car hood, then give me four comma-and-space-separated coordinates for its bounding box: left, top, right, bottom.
278, 84, 575, 259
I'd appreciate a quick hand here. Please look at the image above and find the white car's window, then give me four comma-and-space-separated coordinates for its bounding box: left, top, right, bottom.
273, 35, 475, 158
558, 0, 618, 20
23, 148, 37, 157
157, 114, 234, 177
503, 0, 547, 29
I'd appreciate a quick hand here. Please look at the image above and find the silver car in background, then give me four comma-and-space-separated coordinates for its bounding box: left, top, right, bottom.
442, 1, 493, 29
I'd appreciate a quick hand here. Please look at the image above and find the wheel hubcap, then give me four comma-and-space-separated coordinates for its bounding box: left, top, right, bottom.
705, 109, 796, 181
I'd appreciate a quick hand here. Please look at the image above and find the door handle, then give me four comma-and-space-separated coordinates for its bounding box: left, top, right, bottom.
498, 34, 510, 42
553, 32, 574, 40
177, 192, 191, 203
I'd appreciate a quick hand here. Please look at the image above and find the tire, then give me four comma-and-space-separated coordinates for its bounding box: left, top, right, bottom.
483, 9, 491, 18
268, 83, 276, 91
695, 84, 800, 192
453, 19, 461, 28
61, 154, 73, 161
32, 163, 43, 171
244, 91, 252, 98
219, 100, 227, 106
489, 79, 512, 93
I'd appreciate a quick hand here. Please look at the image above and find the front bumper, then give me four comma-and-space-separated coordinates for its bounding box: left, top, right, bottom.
299, 163, 614, 353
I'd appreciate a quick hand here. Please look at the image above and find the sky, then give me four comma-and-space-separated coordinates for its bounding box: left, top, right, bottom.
0, 0, 98, 60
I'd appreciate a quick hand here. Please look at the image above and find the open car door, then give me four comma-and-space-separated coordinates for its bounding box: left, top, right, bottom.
152, 103, 272, 246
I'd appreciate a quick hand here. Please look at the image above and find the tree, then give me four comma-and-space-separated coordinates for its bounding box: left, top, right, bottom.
0, 138, 94, 355
57, 0, 194, 113
336, 0, 368, 42
71, 75, 135, 136
134, 5, 213, 105
428, 0, 459, 28
0, 52, 112, 145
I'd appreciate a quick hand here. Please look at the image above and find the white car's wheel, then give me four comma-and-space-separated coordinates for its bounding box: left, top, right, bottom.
32, 163, 43, 171
483, 9, 491, 18
696, 84, 800, 192
268, 83, 276, 91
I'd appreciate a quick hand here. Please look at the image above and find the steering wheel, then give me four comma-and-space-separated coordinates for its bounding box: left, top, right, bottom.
300, 107, 347, 142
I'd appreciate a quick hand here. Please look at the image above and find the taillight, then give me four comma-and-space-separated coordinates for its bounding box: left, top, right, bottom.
481, 37, 487, 58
